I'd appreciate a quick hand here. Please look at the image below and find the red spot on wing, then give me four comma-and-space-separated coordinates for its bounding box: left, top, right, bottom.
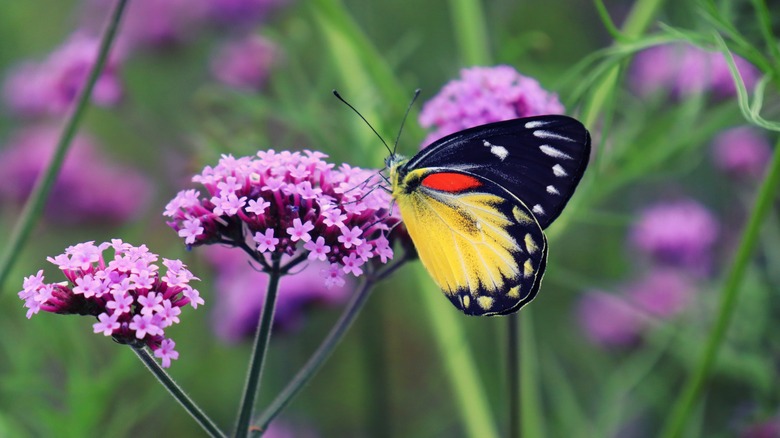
421, 172, 483, 193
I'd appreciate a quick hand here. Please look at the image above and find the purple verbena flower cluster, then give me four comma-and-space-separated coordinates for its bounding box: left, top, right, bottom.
3, 31, 123, 117
630, 43, 759, 99
18, 240, 203, 368
418, 65, 565, 146
164, 150, 401, 286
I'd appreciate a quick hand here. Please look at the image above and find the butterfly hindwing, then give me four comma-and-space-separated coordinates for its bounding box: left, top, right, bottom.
391, 167, 548, 316
404, 115, 591, 229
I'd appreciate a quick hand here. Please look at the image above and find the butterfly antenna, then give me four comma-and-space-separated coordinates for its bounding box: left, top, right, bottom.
333, 90, 392, 156
392, 88, 421, 156
340, 171, 382, 198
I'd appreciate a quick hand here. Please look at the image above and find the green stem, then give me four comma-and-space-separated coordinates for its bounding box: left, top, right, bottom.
0, 0, 128, 292
253, 278, 375, 433
417, 265, 500, 438
310, 0, 413, 163
582, 0, 666, 127
448, 0, 491, 65
519, 310, 544, 438
659, 138, 780, 437
132, 347, 226, 438
251, 257, 409, 434
507, 314, 520, 437
362, 294, 391, 438
234, 254, 282, 438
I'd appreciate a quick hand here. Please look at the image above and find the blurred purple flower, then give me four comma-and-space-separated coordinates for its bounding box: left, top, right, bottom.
741, 417, 780, 438
3, 31, 123, 117
711, 126, 772, 180
0, 126, 152, 223
164, 150, 404, 285
418, 65, 565, 146
211, 35, 279, 90
263, 421, 318, 438
630, 199, 719, 273
578, 291, 643, 347
82, 0, 208, 52
19, 240, 203, 368
204, 0, 287, 26
627, 269, 694, 319
204, 246, 351, 342
630, 43, 759, 99
579, 270, 695, 348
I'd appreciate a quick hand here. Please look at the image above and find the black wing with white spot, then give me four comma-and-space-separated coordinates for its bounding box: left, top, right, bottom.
403, 115, 591, 229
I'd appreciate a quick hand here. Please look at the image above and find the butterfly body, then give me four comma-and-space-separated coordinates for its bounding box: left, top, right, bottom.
388, 115, 590, 316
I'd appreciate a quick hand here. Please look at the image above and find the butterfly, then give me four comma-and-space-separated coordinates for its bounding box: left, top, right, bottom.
387, 115, 591, 316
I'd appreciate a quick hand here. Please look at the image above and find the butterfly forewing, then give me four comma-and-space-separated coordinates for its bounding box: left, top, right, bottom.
392, 167, 548, 316
402, 115, 590, 229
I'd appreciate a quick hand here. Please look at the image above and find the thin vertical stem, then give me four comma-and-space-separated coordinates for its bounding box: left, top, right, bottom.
253, 278, 375, 433
448, 0, 491, 65
362, 295, 391, 438
132, 347, 226, 438
234, 254, 283, 438
416, 265, 500, 438
659, 138, 780, 437
508, 314, 520, 437
0, 0, 129, 291
519, 310, 544, 437
582, 0, 667, 128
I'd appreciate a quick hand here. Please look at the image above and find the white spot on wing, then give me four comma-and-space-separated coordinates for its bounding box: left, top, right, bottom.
525, 120, 547, 129
546, 185, 560, 195
539, 145, 572, 160
483, 140, 508, 161
533, 204, 545, 215
534, 130, 575, 142
491, 146, 508, 160
552, 164, 568, 177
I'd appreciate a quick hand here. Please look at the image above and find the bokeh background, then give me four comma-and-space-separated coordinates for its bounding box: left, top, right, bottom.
1, 0, 779, 437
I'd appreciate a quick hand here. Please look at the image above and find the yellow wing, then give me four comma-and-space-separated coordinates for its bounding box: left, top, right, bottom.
391, 166, 548, 316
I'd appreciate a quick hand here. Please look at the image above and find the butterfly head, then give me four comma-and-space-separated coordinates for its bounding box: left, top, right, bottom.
385, 153, 411, 195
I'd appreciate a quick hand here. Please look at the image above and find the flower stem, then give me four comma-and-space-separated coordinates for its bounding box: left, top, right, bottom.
234, 253, 282, 438
252, 278, 375, 434
507, 314, 520, 437
581, 0, 666, 128
448, 0, 491, 65
519, 310, 544, 437
416, 264, 500, 438
132, 347, 226, 438
659, 137, 780, 438
0, 0, 128, 292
